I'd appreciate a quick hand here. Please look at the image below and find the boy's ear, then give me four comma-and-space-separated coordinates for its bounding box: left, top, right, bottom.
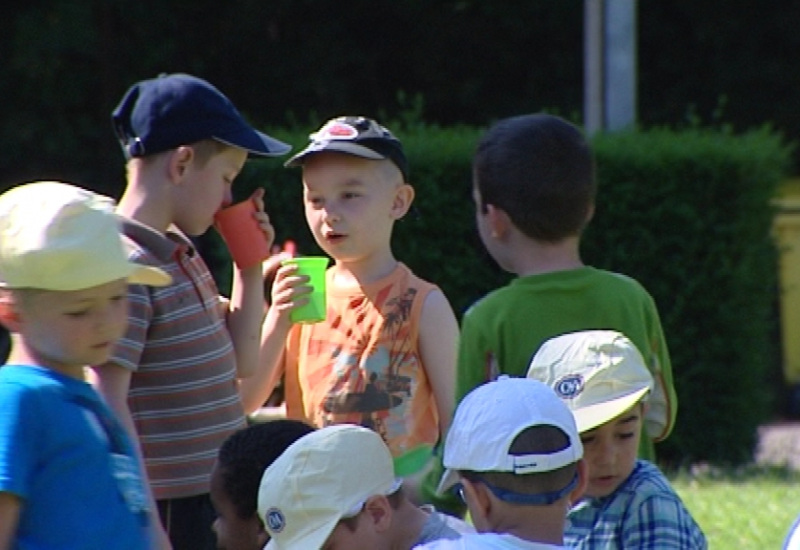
0, 298, 21, 333
569, 459, 589, 506
363, 495, 392, 532
167, 146, 196, 183
485, 204, 512, 239
390, 184, 415, 219
585, 203, 595, 225
460, 478, 492, 530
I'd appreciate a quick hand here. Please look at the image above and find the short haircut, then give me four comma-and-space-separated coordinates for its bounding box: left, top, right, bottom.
217, 419, 316, 519
473, 114, 596, 243
460, 424, 578, 496
127, 138, 227, 167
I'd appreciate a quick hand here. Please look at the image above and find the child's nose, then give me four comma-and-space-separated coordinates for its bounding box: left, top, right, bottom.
595, 441, 616, 467
322, 206, 341, 224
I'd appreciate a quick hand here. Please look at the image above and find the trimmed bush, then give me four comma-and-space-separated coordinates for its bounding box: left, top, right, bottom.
207, 123, 790, 465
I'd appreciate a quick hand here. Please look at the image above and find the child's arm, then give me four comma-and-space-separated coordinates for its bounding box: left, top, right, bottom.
88, 365, 172, 550
418, 289, 459, 437
0, 492, 20, 550
227, 189, 273, 379
646, 297, 678, 442
239, 262, 312, 414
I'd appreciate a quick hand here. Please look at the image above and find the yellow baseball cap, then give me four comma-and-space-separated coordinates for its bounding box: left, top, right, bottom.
0, 181, 170, 290
258, 425, 400, 550
527, 330, 656, 434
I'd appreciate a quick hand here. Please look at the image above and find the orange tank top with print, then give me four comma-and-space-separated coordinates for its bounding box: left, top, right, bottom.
283, 263, 440, 457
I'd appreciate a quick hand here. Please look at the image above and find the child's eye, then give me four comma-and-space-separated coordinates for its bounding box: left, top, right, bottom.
580, 435, 595, 445
617, 432, 635, 440
66, 310, 90, 318
343, 192, 360, 200
307, 197, 323, 208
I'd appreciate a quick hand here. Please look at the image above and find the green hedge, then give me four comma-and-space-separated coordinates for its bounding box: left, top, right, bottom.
200, 123, 791, 466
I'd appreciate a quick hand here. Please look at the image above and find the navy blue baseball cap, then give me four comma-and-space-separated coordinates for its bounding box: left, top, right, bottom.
112, 73, 291, 159
285, 116, 408, 181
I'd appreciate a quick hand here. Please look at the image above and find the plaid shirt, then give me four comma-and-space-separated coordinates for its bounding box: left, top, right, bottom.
565, 460, 707, 549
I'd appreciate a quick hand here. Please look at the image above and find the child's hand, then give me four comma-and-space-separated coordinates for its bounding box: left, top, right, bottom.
249, 188, 276, 255
267, 262, 313, 326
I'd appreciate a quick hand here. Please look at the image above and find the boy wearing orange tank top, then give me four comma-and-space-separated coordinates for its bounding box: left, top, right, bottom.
244, 117, 458, 486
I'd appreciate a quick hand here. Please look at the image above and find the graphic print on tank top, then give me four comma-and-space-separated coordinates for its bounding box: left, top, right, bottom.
316, 287, 419, 443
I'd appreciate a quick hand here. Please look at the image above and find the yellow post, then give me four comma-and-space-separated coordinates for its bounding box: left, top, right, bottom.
773, 178, 800, 386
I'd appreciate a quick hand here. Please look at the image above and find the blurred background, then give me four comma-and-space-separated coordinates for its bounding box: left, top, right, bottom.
1, 1, 798, 191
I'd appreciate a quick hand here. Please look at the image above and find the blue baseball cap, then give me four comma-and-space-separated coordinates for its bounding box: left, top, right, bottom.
112, 73, 290, 159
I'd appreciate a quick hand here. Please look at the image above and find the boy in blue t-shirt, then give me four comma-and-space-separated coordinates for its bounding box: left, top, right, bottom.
0, 181, 170, 549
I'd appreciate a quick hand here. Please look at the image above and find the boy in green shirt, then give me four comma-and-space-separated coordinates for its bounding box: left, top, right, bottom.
424, 113, 677, 516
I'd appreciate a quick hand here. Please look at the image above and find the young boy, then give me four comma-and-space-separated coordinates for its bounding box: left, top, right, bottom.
418, 376, 587, 549
0, 181, 170, 549
91, 72, 291, 549
257, 423, 469, 549
245, 116, 459, 471
210, 419, 316, 550
527, 330, 707, 548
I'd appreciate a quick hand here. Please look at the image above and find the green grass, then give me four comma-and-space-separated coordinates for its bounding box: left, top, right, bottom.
669, 465, 800, 549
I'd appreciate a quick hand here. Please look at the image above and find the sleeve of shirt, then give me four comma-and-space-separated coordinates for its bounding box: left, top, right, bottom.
108, 283, 153, 371
624, 494, 708, 549
644, 292, 678, 442
0, 383, 39, 498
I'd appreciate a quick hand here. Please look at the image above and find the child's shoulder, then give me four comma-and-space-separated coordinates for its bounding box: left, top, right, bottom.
621, 459, 680, 500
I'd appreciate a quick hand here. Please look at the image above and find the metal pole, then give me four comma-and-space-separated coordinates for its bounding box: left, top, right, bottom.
604, 0, 637, 131
584, 0, 604, 136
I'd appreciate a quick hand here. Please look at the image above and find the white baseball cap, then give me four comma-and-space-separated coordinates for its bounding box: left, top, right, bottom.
258, 424, 402, 550
526, 330, 655, 434
0, 181, 170, 291
437, 376, 583, 494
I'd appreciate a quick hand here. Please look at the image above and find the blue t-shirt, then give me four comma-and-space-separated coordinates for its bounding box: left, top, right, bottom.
0, 365, 149, 549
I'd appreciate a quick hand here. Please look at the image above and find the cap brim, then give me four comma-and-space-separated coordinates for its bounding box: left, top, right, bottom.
214, 129, 291, 158
572, 387, 650, 433
127, 265, 171, 287
435, 468, 460, 495
284, 141, 385, 167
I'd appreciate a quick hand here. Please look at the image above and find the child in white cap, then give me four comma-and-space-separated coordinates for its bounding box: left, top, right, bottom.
527, 329, 706, 549
257, 423, 471, 550
0, 181, 170, 549
419, 376, 587, 549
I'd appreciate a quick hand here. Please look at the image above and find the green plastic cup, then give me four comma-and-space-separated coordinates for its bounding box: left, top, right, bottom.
393, 444, 433, 477
282, 256, 328, 323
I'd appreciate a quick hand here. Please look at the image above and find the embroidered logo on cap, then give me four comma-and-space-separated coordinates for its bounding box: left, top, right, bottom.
554, 374, 584, 399
265, 508, 286, 533
312, 121, 359, 142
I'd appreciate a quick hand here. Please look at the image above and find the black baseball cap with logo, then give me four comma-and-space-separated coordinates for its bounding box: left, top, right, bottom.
284, 116, 408, 181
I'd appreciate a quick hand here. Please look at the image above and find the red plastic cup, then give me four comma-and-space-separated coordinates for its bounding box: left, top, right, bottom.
213, 199, 271, 269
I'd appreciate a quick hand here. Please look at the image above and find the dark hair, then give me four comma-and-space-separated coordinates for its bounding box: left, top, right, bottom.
217, 419, 316, 519
461, 424, 578, 496
473, 113, 596, 243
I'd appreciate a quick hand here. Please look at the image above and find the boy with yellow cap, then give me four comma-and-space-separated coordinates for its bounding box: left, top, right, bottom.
0, 181, 170, 548
527, 330, 706, 549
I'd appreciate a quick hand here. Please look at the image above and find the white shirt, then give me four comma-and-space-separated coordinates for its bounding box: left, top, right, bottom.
413, 532, 565, 549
